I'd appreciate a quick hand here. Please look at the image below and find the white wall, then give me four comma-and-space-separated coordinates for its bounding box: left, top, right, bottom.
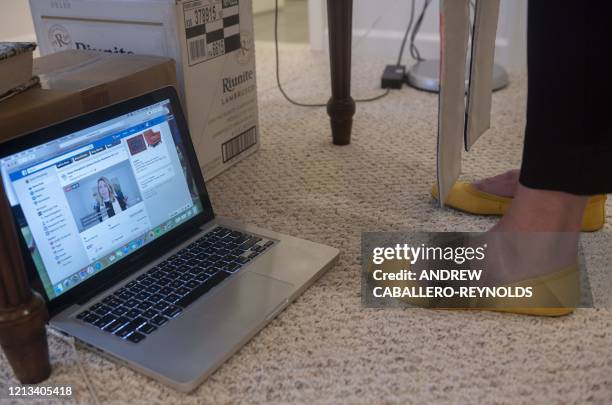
0, 0, 36, 42
253, 0, 285, 14
2, 0, 526, 70
309, 0, 527, 71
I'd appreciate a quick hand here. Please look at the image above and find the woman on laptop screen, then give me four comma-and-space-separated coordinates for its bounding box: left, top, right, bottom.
95, 177, 128, 222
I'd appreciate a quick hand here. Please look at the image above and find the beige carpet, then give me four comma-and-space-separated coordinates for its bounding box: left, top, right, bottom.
1, 43, 611, 404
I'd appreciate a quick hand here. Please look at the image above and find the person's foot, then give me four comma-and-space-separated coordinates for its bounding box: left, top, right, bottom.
370, 185, 587, 315
473, 169, 519, 198
482, 184, 588, 284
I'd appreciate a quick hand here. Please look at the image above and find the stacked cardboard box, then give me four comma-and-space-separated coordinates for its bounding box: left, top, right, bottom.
0, 51, 176, 144
0, 42, 39, 102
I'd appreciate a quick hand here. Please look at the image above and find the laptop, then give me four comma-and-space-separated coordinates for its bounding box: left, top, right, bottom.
0, 86, 338, 392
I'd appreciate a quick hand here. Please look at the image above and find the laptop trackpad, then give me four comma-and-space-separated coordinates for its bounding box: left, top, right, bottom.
196, 271, 293, 325
154, 271, 294, 383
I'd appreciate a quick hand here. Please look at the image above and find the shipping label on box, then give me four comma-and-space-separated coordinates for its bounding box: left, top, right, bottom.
182, 0, 242, 66
29, 0, 260, 180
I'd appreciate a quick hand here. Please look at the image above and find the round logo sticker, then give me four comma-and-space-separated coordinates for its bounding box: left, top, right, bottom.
236, 31, 253, 65
48, 24, 72, 50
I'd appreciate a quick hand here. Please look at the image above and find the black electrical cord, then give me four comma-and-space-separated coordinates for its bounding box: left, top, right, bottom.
396, 0, 432, 67
409, 0, 432, 62
396, 0, 417, 66
274, 0, 390, 107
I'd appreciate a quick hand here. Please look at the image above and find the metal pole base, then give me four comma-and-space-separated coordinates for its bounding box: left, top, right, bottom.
406, 59, 509, 93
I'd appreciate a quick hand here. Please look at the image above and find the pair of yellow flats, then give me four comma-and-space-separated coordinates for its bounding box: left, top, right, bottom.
416, 181, 605, 316
431, 181, 607, 232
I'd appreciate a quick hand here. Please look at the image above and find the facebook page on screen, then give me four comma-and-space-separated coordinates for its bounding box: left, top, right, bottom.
0, 100, 203, 299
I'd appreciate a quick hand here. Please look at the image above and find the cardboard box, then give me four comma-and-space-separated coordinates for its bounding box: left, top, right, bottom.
0, 42, 36, 97
0, 51, 177, 144
29, 0, 260, 180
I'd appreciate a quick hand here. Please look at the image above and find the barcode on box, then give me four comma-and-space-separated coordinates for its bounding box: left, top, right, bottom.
222, 126, 257, 162
188, 38, 207, 61
183, 0, 241, 66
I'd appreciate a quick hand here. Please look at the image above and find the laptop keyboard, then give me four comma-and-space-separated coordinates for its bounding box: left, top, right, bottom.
75, 226, 275, 343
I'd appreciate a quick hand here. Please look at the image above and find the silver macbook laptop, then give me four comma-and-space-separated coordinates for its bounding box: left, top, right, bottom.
0, 86, 338, 392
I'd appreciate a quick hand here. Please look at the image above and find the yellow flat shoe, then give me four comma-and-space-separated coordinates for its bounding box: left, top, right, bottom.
367, 258, 579, 317
473, 265, 579, 317
431, 181, 607, 232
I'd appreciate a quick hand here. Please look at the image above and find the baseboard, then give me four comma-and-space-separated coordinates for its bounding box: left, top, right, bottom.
253, 0, 285, 14
315, 28, 511, 69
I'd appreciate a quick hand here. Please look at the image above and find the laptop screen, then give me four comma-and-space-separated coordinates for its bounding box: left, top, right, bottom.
0, 99, 204, 300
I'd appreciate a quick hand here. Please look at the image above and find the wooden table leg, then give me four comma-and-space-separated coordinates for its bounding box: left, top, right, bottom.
326, 0, 356, 145
0, 181, 51, 384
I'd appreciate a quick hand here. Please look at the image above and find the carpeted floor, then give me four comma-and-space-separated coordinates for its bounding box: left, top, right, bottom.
1, 43, 611, 404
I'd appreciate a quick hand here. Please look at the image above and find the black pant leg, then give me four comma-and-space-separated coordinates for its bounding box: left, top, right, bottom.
519, 0, 612, 195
